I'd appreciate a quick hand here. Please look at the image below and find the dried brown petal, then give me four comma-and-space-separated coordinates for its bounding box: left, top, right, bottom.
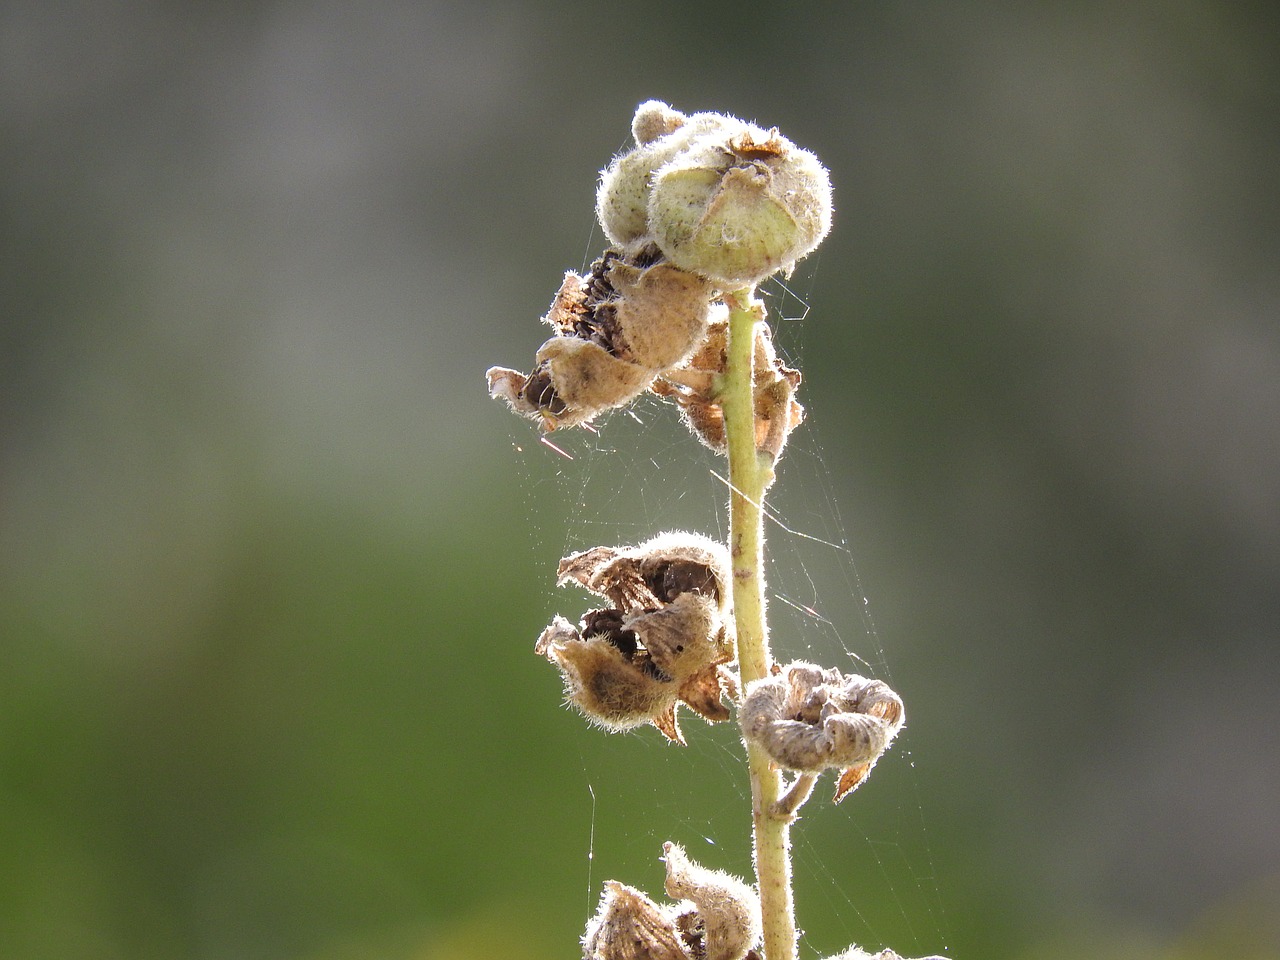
741, 661, 904, 802
583, 880, 690, 960
662, 843, 761, 960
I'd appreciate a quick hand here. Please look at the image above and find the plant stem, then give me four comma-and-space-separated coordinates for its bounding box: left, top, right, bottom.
722, 290, 796, 960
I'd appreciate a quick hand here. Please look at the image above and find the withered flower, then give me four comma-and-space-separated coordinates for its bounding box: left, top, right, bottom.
487, 247, 719, 431
654, 314, 804, 460
582, 843, 760, 960
741, 661, 904, 802
535, 532, 736, 744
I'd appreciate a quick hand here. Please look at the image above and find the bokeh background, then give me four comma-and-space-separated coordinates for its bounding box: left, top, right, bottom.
2, 2, 1278, 958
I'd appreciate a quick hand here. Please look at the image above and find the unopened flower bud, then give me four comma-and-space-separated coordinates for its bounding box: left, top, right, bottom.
741, 661, 904, 802
662, 842, 761, 960
596, 104, 741, 247
632, 99, 687, 146
647, 125, 832, 286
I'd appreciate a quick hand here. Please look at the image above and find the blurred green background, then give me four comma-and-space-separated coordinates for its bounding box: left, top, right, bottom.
2, 2, 1278, 958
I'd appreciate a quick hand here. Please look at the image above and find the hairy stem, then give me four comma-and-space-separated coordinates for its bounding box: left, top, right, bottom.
722, 290, 795, 960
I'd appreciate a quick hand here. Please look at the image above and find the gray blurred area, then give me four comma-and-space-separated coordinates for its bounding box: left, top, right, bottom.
2, 2, 1278, 959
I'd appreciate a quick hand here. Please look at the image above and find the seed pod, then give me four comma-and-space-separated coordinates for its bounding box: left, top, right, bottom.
537, 532, 736, 743
486, 249, 718, 431
741, 661, 904, 802
662, 842, 760, 960
647, 124, 832, 286
583, 881, 689, 960
583, 844, 764, 960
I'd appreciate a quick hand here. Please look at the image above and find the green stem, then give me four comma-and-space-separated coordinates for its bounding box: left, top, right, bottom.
722, 290, 795, 960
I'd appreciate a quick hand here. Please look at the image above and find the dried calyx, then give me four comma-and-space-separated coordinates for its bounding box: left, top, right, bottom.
741, 661, 904, 803
487, 246, 720, 430
583, 842, 761, 960
653, 310, 804, 460
535, 532, 736, 744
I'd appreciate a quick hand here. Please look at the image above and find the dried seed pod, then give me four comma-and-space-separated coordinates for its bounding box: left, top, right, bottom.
583, 844, 763, 960
741, 661, 904, 802
583, 880, 690, 960
663, 842, 761, 960
557, 530, 731, 613
654, 315, 804, 460
537, 532, 736, 743
647, 124, 833, 286
486, 249, 718, 431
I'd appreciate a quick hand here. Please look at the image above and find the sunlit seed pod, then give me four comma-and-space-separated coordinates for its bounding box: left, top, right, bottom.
583, 880, 690, 960
647, 126, 832, 286
662, 842, 761, 960
557, 530, 732, 614
536, 615, 675, 733
656, 315, 804, 459
486, 251, 716, 431
539, 532, 736, 743
602, 260, 718, 372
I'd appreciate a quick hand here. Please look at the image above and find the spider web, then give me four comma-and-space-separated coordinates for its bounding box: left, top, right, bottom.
497, 259, 951, 957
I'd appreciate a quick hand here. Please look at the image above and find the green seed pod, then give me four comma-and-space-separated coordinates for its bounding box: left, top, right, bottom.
647, 126, 833, 287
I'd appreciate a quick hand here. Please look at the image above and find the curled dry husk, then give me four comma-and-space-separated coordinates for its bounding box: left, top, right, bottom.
583, 842, 760, 960
535, 531, 736, 744
653, 312, 804, 460
487, 247, 719, 430
741, 661, 904, 802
